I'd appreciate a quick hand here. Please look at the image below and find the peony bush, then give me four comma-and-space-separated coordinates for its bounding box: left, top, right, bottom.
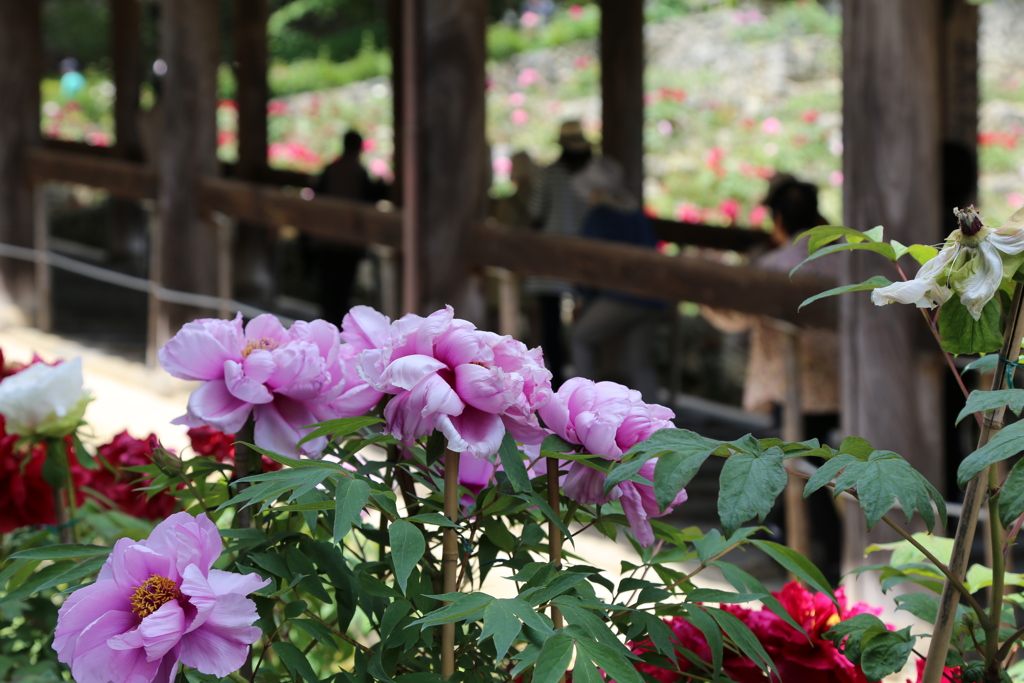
10, 207, 1024, 682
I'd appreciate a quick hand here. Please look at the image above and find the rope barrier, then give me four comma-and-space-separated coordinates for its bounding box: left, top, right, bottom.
0, 240, 290, 323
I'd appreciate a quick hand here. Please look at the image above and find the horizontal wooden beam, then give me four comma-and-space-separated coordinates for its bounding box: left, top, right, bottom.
466, 223, 837, 328
25, 146, 156, 200
650, 217, 773, 252
198, 176, 402, 248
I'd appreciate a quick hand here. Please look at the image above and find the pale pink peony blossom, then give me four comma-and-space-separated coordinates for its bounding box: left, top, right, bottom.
159, 314, 350, 457
358, 306, 551, 458
53, 512, 269, 683
539, 378, 685, 546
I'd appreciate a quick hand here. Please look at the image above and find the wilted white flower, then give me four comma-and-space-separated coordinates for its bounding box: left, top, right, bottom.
0, 357, 90, 438
872, 205, 1024, 320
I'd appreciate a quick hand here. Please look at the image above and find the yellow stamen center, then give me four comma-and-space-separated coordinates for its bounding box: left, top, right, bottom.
242, 337, 280, 358
130, 575, 182, 618
825, 613, 842, 629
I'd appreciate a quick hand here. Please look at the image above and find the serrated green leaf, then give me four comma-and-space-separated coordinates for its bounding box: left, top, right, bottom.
860, 627, 916, 681
334, 477, 370, 542
959, 420, 1024, 487
0, 561, 75, 604
273, 641, 320, 682
497, 430, 532, 493
710, 561, 807, 640
480, 599, 522, 659
718, 446, 787, 535
938, 297, 1004, 356
963, 354, 1000, 374
957, 389, 1024, 425
750, 540, 836, 606
798, 276, 893, 311
9, 544, 111, 561
834, 450, 945, 531
533, 634, 574, 683
803, 453, 858, 498
634, 430, 720, 512
571, 656, 603, 683
686, 606, 723, 675
575, 637, 643, 683
389, 520, 425, 595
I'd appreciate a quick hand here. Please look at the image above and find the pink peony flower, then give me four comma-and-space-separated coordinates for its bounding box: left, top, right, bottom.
829, 170, 844, 187
508, 92, 526, 107
749, 205, 769, 226
517, 68, 540, 88
511, 108, 529, 125
761, 116, 782, 135
675, 203, 702, 224
520, 10, 540, 28
538, 378, 684, 546
159, 314, 350, 457
568, 4, 584, 19
53, 512, 269, 682
719, 198, 741, 223
358, 306, 550, 458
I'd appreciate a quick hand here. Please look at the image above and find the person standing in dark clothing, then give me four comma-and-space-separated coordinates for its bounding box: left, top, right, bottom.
314, 130, 385, 325
527, 121, 593, 388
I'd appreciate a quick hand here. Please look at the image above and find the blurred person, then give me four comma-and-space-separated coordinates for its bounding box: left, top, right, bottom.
527, 121, 592, 387
570, 157, 667, 403
494, 151, 538, 228
313, 130, 386, 324
59, 57, 85, 98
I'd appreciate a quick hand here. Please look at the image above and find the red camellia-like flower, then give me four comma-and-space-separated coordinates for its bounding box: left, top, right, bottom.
89, 431, 178, 520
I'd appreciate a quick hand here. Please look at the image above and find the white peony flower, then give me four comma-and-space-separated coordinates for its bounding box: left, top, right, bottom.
0, 357, 90, 438
872, 205, 1024, 320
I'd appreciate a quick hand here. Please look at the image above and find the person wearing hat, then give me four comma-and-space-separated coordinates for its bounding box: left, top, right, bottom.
526, 120, 593, 388
569, 157, 667, 404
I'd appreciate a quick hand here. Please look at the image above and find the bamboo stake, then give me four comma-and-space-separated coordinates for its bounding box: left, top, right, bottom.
441, 448, 460, 677
547, 456, 564, 629
923, 285, 1024, 683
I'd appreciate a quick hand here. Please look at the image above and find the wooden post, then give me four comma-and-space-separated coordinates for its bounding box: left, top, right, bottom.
600, 0, 644, 203
778, 322, 811, 568
33, 187, 51, 332
113, 0, 143, 160
0, 0, 40, 317
547, 457, 564, 629
940, 0, 978, 176
158, 0, 221, 334
840, 0, 944, 594
110, 0, 145, 265
232, 0, 274, 309
401, 0, 487, 315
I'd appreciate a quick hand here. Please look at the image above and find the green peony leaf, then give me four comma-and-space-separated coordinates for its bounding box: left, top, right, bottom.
480, 599, 523, 659
833, 450, 946, 531
718, 446, 787, 535
938, 297, 1003, 356
790, 241, 897, 277
532, 634, 574, 683
389, 519, 426, 595
958, 420, 1024, 487
498, 430, 533, 494
1000, 457, 1024, 529
956, 389, 1024, 425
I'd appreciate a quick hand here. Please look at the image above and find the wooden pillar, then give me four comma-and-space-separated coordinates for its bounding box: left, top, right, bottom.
840, 0, 944, 589
600, 0, 644, 203
158, 0, 221, 333
234, 0, 268, 180
0, 0, 41, 317
389, 0, 404, 205
401, 0, 487, 315
940, 0, 979, 171
232, 0, 273, 308
113, 0, 143, 160
110, 0, 145, 265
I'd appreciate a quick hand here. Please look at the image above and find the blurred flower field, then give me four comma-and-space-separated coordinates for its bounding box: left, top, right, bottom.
38, 1, 1024, 227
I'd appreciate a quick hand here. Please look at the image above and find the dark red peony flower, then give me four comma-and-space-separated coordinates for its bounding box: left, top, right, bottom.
629, 582, 882, 683
0, 417, 90, 534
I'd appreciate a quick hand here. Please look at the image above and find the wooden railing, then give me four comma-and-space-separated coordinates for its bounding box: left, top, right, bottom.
23, 146, 837, 330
